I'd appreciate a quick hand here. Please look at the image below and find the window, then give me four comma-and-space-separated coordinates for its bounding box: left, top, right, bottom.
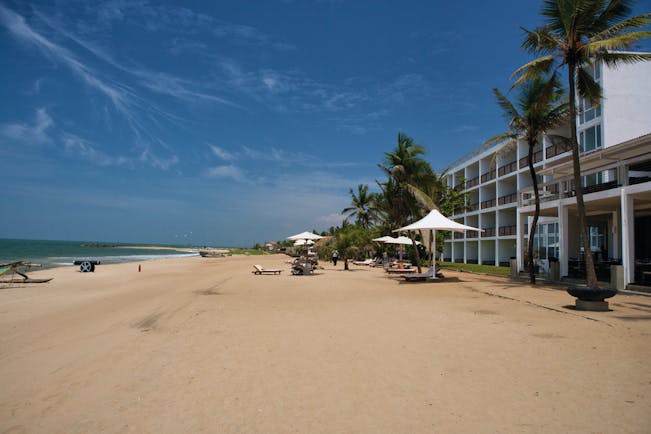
579, 124, 602, 153
578, 62, 602, 125
579, 96, 602, 124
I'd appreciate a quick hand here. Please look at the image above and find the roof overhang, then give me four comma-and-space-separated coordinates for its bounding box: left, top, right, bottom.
538, 133, 651, 179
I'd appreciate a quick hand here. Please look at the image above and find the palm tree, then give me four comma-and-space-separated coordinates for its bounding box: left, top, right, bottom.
514, 0, 651, 288
378, 133, 436, 272
485, 75, 569, 284
342, 184, 377, 229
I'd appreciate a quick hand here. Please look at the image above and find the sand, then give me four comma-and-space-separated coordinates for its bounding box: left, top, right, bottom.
1, 254, 650, 433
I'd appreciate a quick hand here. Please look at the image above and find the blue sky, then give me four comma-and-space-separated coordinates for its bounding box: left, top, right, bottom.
1, 1, 650, 246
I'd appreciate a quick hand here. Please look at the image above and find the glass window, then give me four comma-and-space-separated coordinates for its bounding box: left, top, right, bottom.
579, 124, 602, 153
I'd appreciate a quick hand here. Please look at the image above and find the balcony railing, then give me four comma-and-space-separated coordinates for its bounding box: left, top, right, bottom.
454, 232, 464, 239
467, 203, 479, 212
466, 176, 479, 188
467, 231, 478, 239
481, 198, 496, 209
480, 170, 496, 183
498, 192, 517, 205
545, 143, 570, 159
498, 161, 517, 177
498, 225, 517, 236
519, 150, 543, 168
481, 227, 496, 237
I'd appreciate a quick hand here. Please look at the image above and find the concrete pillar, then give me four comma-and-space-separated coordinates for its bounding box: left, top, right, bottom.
621, 190, 635, 285
463, 240, 467, 264
478, 212, 482, 265
495, 209, 500, 267
611, 210, 619, 260
516, 210, 523, 272
559, 204, 569, 277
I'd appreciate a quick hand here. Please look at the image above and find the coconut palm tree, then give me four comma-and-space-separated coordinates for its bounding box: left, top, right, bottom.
378, 133, 435, 272
485, 75, 569, 284
342, 184, 377, 229
514, 0, 651, 287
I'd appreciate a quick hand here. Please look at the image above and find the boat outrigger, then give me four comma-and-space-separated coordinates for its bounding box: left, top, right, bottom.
0, 261, 53, 284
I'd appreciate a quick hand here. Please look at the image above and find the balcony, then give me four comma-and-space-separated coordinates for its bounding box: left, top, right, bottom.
498, 160, 517, 177
454, 232, 464, 240
519, 150, 543, 168
467, 203, 479, 212
467, 231, 478, 239
497, 192, 517, 205
466, 176, 479, 188
545, 143, 570, 159
481, 227, 496, 237
480, 170, 496, 183
498, 225, 517, 236
481, 198, 496, 209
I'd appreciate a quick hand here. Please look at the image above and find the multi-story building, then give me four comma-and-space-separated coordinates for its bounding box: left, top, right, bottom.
441, 58, 651, 288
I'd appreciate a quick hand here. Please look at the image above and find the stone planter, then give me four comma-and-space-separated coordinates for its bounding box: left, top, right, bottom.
566, 287, 618, 311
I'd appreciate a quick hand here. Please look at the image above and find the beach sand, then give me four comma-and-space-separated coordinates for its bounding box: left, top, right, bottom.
1, 254, 650, 433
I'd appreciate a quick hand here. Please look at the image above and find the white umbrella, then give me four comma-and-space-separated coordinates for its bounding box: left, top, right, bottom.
395, 209, 482, 279
293, 239, 315, 246
287, 231, 323, 241
383, 236, 421, 245
372, 235, 395, 242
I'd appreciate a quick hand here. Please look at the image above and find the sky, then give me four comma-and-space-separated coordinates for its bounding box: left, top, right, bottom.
1, 0, 650, 247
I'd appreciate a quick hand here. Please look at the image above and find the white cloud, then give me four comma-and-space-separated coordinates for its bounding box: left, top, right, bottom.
0, 107, 53, 144
206, 164, 244, 180
62, 133, 132, 167
210, 145, 236, 161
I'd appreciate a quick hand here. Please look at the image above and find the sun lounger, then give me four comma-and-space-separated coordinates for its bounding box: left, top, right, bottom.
352, 258, 376, 266
386, 267, 416, 274
401, 267, 444, 281
252, 264, 282, 275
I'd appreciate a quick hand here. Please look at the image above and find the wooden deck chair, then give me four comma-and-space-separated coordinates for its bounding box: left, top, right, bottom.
252, 264, 282, 275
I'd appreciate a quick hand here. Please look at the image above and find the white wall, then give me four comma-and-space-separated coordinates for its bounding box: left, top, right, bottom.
602, 60, 651, 148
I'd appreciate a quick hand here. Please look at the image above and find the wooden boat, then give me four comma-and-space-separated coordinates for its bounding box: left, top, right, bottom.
0, 261, 53, 284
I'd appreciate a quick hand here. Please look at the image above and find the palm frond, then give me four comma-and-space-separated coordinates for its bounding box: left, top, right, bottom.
587, 31, 651, 53
405, 184, 436, 212
511, 56, 555, 87
576, 65, 603, 104
592, 12, 651, 41
596, 50, 651, 67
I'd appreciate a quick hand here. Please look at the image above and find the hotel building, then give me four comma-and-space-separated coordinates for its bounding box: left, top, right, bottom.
441, 59, 651, 288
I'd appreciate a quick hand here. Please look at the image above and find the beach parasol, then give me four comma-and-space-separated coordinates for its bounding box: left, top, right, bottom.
395, 209, 481, 278
287, 231, 323, 255
372, 235, 396, 242
287, 231, 323, 242
293, 239, 315, 246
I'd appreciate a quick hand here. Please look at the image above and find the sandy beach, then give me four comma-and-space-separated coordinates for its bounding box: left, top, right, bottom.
1, 254, 650, 433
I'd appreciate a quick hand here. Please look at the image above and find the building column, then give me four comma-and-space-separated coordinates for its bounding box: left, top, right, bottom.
516, 210, 523, 272
450, 241, 455, 264
463, 239, 467, 264
478, 212, 482, 265
495, 209, 500, 267
611, 210, 619, 260
621, 190, 635, 285
559, 203, 569, 277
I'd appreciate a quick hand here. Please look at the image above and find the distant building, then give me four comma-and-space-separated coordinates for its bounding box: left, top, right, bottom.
441, 59, 651, 288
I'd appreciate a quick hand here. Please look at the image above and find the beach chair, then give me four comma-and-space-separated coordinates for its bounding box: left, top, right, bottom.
401, 266, 444, 281
252, 264, 282, 275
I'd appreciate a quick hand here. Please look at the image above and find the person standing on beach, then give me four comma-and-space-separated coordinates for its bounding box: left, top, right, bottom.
332, 250, 338, 266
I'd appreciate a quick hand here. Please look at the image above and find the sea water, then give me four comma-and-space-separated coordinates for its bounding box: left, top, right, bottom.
0, 238, 199, 268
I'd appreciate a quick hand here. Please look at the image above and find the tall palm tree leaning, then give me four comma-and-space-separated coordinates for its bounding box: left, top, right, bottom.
378, 133, 434, 273
513, 0, 651, 288
342, 184, 377, 229
484, 75, 569, 284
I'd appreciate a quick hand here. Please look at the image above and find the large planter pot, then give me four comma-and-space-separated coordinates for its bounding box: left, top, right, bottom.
567, 287, 617, 311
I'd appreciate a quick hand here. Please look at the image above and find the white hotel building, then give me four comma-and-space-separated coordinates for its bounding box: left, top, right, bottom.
441, 59, 651, 289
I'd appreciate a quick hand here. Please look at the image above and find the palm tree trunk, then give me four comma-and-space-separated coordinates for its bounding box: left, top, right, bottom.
410, 232, 422, 274
527, 142, 540, 285
569, 64, 599, 288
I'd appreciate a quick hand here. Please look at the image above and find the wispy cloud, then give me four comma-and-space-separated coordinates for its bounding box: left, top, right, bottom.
62, 133, 132, 167
210, 145, 237, 161
206, 164, 244, 181
0, 107, 53, 144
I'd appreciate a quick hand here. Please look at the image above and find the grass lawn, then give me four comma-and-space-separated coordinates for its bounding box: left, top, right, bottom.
438, 261, 511, 277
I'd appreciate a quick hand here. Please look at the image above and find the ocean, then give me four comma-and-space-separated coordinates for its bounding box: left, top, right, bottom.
0, 238, 199, 268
